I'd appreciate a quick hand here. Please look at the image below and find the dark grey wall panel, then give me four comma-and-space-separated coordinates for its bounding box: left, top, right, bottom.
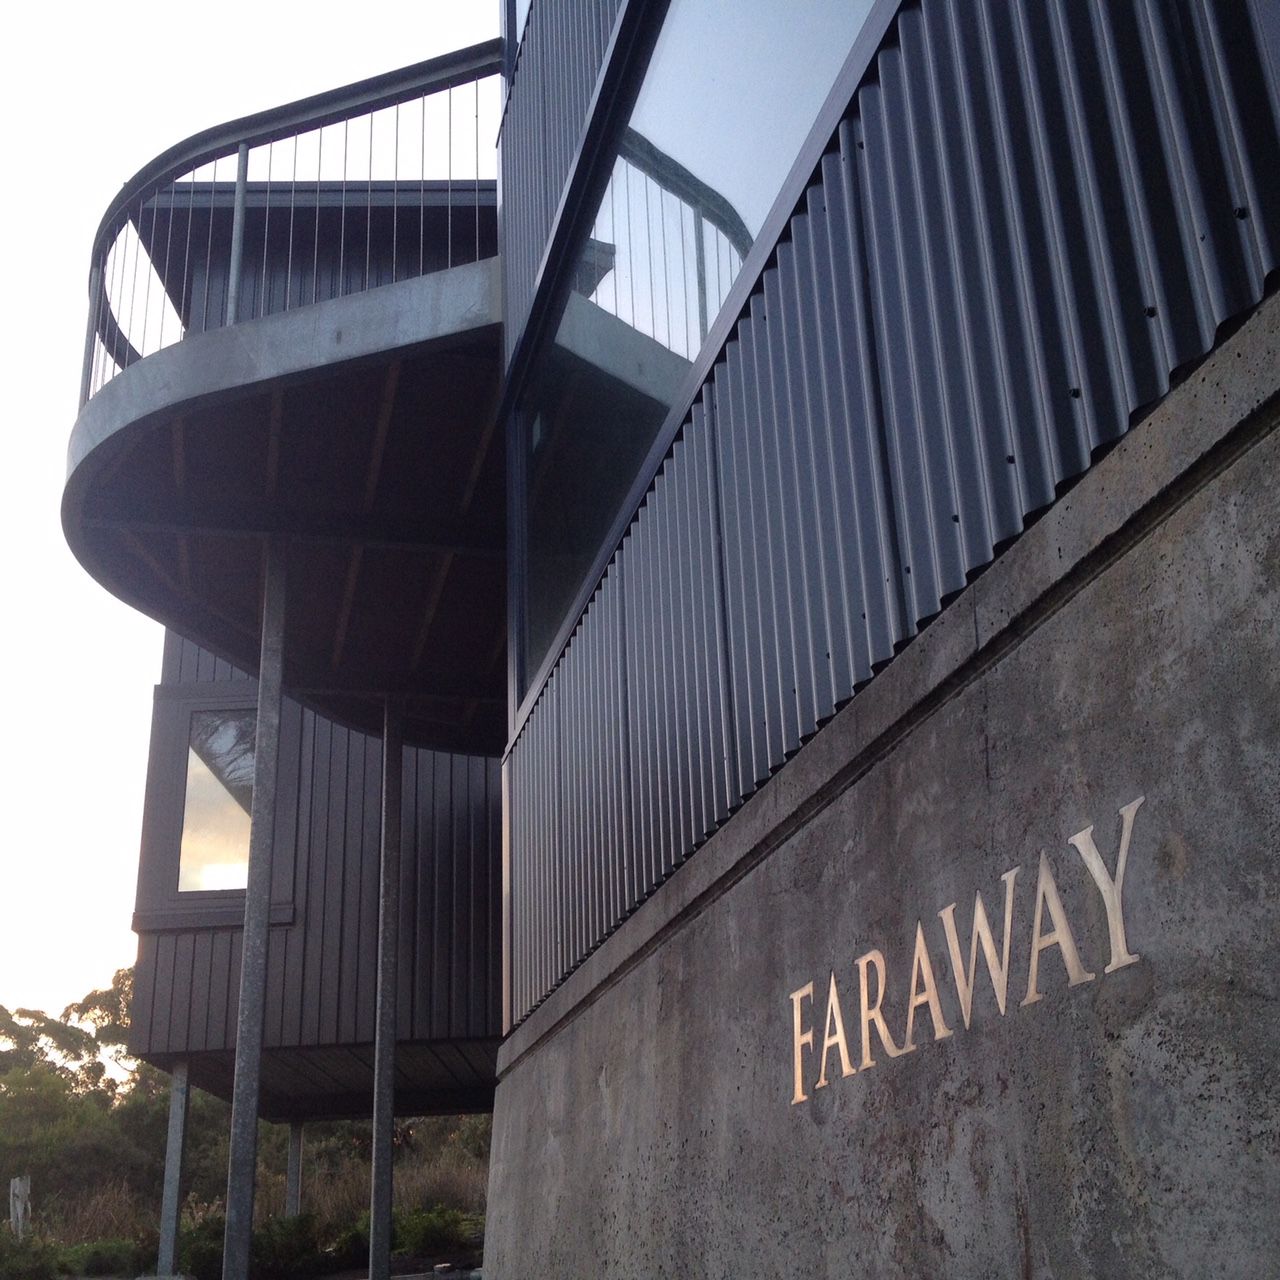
162, 631, 252, 684
506, 0, 1280, 1024
500, 0, 625, 360
624, 416, 738, 877
131, 634, 502, 1060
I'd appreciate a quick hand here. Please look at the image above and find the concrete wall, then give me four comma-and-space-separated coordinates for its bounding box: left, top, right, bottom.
485, 297, 1280, 1278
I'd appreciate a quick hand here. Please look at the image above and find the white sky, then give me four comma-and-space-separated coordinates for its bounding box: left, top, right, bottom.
0, 0, 498, 1018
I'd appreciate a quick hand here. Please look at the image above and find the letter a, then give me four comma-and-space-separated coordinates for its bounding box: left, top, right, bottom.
815, 971, 856, 1088
903, 921, 953, 1051
1022, 851, 1095, 1006
939, 868, 1020, 1029
1068, 795, 1145, 973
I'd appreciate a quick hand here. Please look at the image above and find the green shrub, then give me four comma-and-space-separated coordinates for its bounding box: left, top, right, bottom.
177, 1216, 225, 1280
58, 1236, 153, 1276
175, 1212, 358, 1280
0, 1229, 60, 1280
323, 1209, 370, 1271
395, 1204, 481, 1255
250, 1213, 329, 1280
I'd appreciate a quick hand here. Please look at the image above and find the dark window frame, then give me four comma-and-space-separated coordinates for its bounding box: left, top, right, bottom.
134, 682, 297, 932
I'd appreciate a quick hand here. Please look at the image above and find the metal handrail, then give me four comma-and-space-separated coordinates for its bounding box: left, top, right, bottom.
88, 40, 502, 267
81, 39, 504, 409
568, 130, 751, 363
617, 128, 751, 260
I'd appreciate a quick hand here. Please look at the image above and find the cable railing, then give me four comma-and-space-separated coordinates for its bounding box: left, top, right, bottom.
570, 128, 752, 363
80, 40, 504, 408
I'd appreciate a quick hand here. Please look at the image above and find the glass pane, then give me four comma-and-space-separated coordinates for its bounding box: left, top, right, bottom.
514, 0, 533, 42
177, 709, 256, 892
523, 0, 873, 684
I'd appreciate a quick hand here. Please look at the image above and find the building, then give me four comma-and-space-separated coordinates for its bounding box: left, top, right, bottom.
62, 1, 1280, 1277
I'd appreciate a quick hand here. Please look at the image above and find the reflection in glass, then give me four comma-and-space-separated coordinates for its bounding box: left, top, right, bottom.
177, 709, 256, 892
573, 131, 750, 361
523, 0, 872, 683
514, 0, 533, 42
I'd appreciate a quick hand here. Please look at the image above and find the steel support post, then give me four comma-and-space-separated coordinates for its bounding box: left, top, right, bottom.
285, 1122, 304, 1218
157, 1059, 191, 1277
693, 211, 709, 344
222, 540, 287, 1280
79, 262, 102, 409
368, 697, 404, 1280
226, 142, 250, 326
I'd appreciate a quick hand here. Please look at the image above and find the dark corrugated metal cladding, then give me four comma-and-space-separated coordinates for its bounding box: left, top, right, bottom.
506, 0, 1280, 1024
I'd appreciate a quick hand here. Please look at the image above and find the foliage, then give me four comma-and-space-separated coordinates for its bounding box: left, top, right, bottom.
173, 1209, 477, 1280
0, 1006, 105, 1094
0, 1062, 154, 1205
250, 1213, 331, 1280
0, 1228, 60, 1280
61, 968, 133, 1057
57, 1236, 155, 1277
0, 969, 491, 1273
396, 1203, 480, 1255
176, 1216, 226, 1280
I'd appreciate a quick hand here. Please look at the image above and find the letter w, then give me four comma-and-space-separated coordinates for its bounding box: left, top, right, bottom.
939, 868, 1019, 1030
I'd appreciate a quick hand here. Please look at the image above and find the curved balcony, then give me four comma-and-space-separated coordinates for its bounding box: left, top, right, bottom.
63, 41, 506, 754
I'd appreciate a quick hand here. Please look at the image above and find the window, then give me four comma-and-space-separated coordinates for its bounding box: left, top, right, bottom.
520, 0, 875, 688
513, 0, 533, 45
177, 709, 256, 892
134, 686, 296, 932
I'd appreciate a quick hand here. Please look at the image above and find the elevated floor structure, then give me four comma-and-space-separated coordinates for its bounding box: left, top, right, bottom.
62, 41, 508, 1280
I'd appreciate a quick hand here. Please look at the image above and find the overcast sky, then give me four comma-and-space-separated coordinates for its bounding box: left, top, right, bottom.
0, 1, 499, 1018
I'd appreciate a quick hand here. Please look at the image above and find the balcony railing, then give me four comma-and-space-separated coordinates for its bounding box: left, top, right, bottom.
571, 127, 753, 363
79, 39, 504, 408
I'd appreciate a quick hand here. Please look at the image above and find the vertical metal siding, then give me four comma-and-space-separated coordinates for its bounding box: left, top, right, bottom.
131, 636, 503, 1057
501, 0, 626, 361
506, 0, 1280, 1024
164, 631, 253, 684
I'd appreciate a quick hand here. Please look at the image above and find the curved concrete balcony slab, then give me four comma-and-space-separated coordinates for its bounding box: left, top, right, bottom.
64, 258, 505, 753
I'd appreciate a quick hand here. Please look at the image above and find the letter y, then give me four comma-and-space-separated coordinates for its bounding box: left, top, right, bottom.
1068, 795, 1145, 974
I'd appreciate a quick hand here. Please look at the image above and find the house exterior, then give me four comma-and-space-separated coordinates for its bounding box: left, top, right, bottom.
63, 1, 1279, 1277
130, 630, 501, 1122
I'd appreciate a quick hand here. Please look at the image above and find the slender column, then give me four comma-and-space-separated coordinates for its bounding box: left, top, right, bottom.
285, 1122, 304, 1218
226, 142, 251, 326
222, 541, 287, 1280
157, 1060, 191, 1276
368, 697, 404, 1280
79, 262, 103, 409
693, 211, 709, 344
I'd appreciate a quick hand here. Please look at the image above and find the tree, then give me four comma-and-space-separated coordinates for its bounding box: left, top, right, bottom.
62, 967, 133, 1055
0, 1005, 102, 1091
0, 973, 165, 1204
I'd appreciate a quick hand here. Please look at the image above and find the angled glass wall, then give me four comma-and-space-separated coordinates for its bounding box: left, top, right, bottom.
520, 0, 876, 686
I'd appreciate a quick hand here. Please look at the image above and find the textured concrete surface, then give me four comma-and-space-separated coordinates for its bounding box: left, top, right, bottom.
486, 298, 1280, 1278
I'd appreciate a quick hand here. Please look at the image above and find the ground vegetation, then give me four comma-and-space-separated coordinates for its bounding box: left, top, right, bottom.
0, 971, 488, 1277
